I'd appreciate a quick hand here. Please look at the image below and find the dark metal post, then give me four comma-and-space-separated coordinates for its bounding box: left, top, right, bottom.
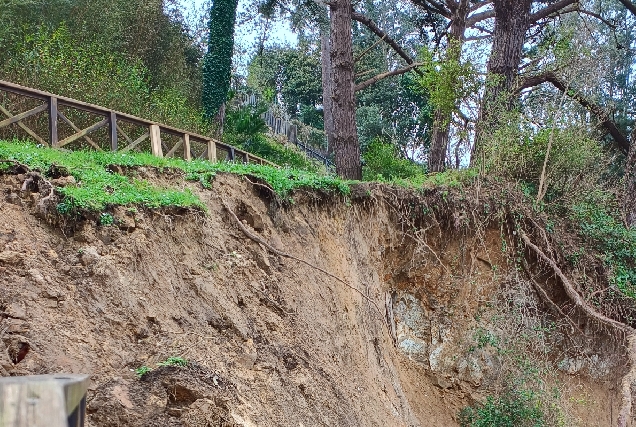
49, 96, 58, 147
109, 111, 118, 151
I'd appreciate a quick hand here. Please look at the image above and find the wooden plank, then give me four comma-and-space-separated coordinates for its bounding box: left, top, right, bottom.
119, 131, 149, 153
57, 110, 103, 151
0, 103, 48, 146
183, 134, 191, 161
109, 111, 118, 151
207, 140, 217, 162
0, 103, 47, 129
0, 374, 89, 427
49, 97, 58, 147
149, 124, 163, 157
116, 123, 133, 145
165, 138, 183, 158
58, 118, 108, 148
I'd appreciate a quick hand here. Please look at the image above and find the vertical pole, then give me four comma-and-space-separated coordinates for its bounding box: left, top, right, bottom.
207, 140, 217, 162
243, 152, 249, 164
109, 111, 118, 151
229, 147, 235, 161
183, 134, 191, 161
48, 96, 58, 147
149, 125, 163, 157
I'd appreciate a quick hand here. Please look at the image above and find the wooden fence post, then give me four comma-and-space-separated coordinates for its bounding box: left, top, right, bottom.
0, 374, 90, 427
48, 96, 58, 147
183, 134, 191, 161
149, 125, 163, 157
207, 140, 217, 162
109, 111, 118, 151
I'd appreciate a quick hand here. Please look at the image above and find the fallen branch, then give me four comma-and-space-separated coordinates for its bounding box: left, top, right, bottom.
520, 229, 636, 427
221, 200, 385, 320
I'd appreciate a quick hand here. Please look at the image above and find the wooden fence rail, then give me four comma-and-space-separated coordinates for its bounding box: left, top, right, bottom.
0, 80, 276, 167
0, 374, 89, 427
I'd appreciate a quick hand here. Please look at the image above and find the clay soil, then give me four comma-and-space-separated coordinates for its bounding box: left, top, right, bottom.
0, 170, 625, 426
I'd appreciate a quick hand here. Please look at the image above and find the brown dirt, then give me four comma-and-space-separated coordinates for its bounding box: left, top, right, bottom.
0, 171, 626, 426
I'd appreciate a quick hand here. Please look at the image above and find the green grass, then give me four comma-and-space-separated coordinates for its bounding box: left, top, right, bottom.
0, 140, 351, 214
157, 356, 188, 367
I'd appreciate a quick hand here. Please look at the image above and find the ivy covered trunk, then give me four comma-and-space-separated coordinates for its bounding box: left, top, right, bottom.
473, 0, 532, 158
626, 129, 636, 228
202, 0, 239, 124
428, 0, 469, 173
330, 0, 361, 180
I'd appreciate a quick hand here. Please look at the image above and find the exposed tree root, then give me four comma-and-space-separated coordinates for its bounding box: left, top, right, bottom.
221, 200, 386, 321
520, 230, 636, 427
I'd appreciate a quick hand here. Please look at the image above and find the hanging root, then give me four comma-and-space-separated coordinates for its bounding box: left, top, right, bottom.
520, 230, 635, 426
221, 200, 386, 321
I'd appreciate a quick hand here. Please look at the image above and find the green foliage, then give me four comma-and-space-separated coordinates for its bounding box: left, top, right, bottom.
362, 138, 427, 181
417, 43, 478, 121
571, 200, 636, 297
99, 213, 114, 226
0, 24, 210, 135
224, 104, 269, 137
202, 0, 239, 119
0, 141, 350, 208
482, 114, 606, 199
459, 389, 545, 427
157, 356, 188, 367
135, 366, 151, 377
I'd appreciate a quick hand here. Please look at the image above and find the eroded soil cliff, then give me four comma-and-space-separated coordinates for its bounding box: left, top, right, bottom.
0, 170, 626, 426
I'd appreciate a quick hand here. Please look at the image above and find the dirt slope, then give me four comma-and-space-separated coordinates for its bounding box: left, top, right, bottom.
0, 170, 624, 426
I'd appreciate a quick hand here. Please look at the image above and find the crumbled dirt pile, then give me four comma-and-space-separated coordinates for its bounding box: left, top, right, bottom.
0, 170, 626, 426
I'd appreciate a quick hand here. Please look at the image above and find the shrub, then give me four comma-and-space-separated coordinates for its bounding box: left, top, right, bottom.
362, 138, 427, 181
459, 389, 545, 427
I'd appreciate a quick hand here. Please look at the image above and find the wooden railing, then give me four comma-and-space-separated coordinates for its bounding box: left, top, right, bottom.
0, 80, 276, 167
0, 374, 89, 426
239, 93, 334, 171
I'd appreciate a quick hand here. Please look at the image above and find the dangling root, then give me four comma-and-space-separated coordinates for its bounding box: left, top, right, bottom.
520, 230, 635, 426
221, 200, 385, 321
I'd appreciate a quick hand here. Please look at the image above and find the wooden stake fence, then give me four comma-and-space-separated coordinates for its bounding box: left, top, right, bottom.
0, 80, 275, 167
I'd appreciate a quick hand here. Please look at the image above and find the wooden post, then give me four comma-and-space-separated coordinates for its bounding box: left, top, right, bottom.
183, 134, 191, 161
207, 140, 217, 162
0, 374, 90, 427
109, 111, 118, 151
48, 96, 58, 147
229, 147, 235, 162
149, 124, 163, 157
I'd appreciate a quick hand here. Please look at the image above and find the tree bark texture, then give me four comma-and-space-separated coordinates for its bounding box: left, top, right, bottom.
330, 0, 362, 180
473, 0, 532, 159
428, 0, 469, 172
625, 129, 636, 228
321, 28, 335, 156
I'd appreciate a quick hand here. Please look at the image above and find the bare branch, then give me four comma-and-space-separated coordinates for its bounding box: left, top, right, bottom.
518, 72, 630, 154
409, 0, 451, 17
355, 63, 423, 92
617, 0, 636, 16
529, 0, 577, 24
351, 12, 424, 76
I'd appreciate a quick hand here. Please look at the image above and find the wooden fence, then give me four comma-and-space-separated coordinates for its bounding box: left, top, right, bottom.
0, 80, 276, 167
239, 93, 334, 171
0, 374, 89, 427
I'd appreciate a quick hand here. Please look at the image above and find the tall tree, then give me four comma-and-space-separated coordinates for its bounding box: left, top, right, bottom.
330, 0, 362, 179
202, 0, 240, 126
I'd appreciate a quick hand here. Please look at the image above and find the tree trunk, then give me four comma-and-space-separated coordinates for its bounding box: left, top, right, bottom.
625, 129, 636, 228
473, 0, 532, 158
321, 27, 335, 156
330, 0, 362, 180
427, 0, 469, 173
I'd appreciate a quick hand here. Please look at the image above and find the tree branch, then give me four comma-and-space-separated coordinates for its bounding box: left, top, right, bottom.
466, 9, 495, 27
409, 0, 451, 18
469, 0, 492, 12
617, 0, 636, 16
518, 72, 630, 154
351, 12, 424, 76
529, 0, 577, 23
355, 63, 423, 92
